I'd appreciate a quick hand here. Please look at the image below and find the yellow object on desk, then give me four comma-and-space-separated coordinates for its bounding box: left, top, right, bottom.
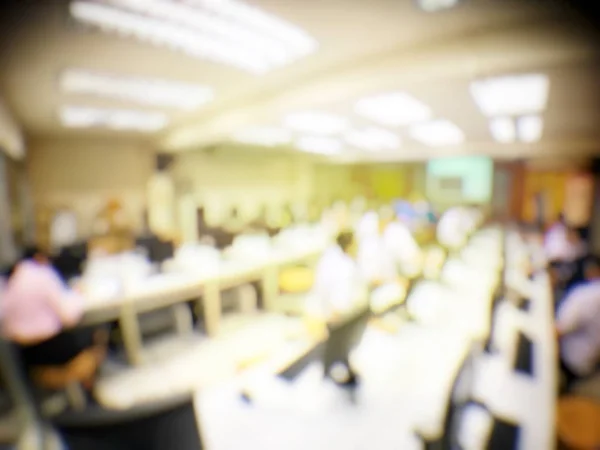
236, 350, 274, 372
279, 266, 315, 293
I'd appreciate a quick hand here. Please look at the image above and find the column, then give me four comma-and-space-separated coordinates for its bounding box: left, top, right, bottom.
0, 153, 17, 266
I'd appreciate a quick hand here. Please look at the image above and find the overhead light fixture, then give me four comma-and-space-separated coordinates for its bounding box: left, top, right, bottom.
59, 106, 168, 131
284, 111, 348, 135
354, 92, 432, 127
69, 0, 317, 74
234, 127, 291, 146
409, 119, 464, 147
344, 127, 401, 151
489, 117, 516, 143
296, 136, 343, 155
470, 74, 550, 117
60, 69, 214, 110
416, 0, 461, 12
517, 115, 544, 142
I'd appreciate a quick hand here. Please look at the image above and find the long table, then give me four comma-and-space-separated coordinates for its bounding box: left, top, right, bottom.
38, 314, 326, 450
470, 234, 556, 450
81, 246, 324, 365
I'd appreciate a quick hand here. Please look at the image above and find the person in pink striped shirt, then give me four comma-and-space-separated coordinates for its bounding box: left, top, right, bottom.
1, 247, 106, 390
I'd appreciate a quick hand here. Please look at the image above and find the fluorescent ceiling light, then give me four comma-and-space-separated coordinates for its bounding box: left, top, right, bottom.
284, 112, 348, 135
70, 0, 317, 74
489, 117, 516, 143
409, 119, 464, 147
189, 0, 316, 54
417, 0, 461, 12
470, 74, 550, 117
517, 115, 544, 142
344, 127, 401, 151
296, 136, 343, 155
60, 69, 214, 110
355, 92, 432, 127
59, 106, 168, 131
234, 127, 291, 146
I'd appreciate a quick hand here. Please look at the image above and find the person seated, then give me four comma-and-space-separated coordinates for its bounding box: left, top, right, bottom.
280, 204, 295, 229
545, 213, 567, 254
436, 206, 470, 250
356, 208, 400, 287
546, 214, 587, 263
222, 207, 247, 235
549, 226, 589, 294
0, 247, 107, 392
556, 255, 600, 392
307, 201, 323, 225
382, 211, 423, 278
247, 205, 279, 236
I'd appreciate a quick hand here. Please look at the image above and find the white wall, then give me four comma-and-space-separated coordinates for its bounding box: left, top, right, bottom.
26, 138, 366, 240
172, 149, 317, 224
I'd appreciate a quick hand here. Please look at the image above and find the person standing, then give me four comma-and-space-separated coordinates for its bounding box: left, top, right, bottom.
306, 231, 367, 320
305, 231, 369, 391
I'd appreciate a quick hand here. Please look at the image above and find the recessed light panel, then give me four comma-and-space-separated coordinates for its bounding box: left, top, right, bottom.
409, 120, 464, 147
234, 127, 292, 146
70, 0, 317, 74
416, 0, 461, 12
60, 69, 214, 110
59, 106, 168, 131
355, 92, 432, 127
344, 127, 401, 151
517, 115, 544, 142
489, 117, 516, 143
470, 74, 550, 117
296, 136, 343, 155
284, 112, 348, 135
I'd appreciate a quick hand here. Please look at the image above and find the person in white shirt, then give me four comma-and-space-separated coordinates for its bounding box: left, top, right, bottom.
305, 231, 369, 390
545, 214, 583, 263
306, 231, 367, 320
556, 256, 600, 388
383, 215, 423, 278
436, 206, 470, 250
356, 209, 399, 285
354, 210, 378, 243
545, 214, 566, 246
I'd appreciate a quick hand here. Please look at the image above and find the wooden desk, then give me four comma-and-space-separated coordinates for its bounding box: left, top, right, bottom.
81, 247, 324, 366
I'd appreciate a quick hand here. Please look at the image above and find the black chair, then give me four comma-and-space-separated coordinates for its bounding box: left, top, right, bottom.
135, 236, 175, 264
52, 395, 202, 450
52, 242, 88, 281
513, 332, 535, 377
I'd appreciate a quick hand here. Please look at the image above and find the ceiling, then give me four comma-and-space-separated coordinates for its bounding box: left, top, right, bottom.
1, 0, 599, 162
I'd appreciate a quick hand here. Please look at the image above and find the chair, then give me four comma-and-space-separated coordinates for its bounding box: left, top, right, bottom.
0, 340, 43, 449
558, 396, 600, 450
51, 395, 202, 450
512, 332, 535, 377
52, 243, 88, 281
135, 236, 174, 264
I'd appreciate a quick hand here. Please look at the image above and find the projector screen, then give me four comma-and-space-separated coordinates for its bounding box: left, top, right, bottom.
426, 156, 493, 205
